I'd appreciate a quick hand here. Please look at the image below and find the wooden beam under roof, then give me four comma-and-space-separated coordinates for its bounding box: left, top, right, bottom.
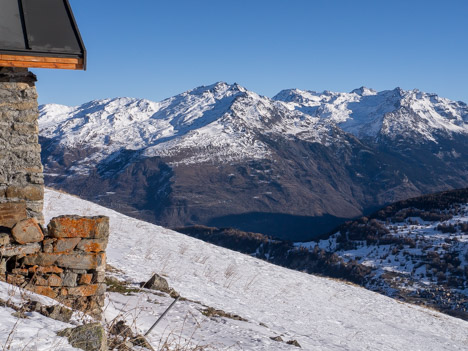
0, 54, 83, 70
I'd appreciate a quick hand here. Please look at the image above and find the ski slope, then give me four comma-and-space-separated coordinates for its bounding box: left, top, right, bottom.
42, 189, 468, 350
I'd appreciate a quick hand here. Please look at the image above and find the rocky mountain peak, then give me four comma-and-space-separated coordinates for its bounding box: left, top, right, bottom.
350, 86, 377, 96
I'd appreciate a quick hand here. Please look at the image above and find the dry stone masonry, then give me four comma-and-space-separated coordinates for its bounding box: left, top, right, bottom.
0, 68, 109, 318
0, 67, 44, 223
0, 215, 109, 317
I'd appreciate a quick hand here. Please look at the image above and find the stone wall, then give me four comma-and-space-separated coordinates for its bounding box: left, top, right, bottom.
0, 215, 109, 317
0, 67, 44, 223
0, 67, 108, 318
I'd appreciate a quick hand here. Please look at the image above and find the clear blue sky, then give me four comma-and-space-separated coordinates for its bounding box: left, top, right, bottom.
34, 0, 468, 106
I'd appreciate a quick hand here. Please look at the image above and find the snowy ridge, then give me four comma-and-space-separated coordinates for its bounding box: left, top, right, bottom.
41, 188, 468, 350
40, 82, 468, 166
40, 83, 274, 166
274, 87, 468, 141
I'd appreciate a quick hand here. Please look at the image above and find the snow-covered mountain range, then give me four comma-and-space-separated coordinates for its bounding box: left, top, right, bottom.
39, 83, 468, 240
274, 86, 468, 142
40, 82, 468, 166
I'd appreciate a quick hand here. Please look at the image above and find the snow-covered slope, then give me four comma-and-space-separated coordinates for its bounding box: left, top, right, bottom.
0, 280, 87, 350
43, 188, 468, 350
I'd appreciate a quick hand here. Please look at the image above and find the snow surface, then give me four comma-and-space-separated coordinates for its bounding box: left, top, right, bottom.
39, 83, 468, 168
42, 189, 468, 350
0, 281, 86, 350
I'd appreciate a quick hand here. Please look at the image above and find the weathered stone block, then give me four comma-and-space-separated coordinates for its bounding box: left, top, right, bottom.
13, 111, 38, 123
57, 252, 105, 270
93, 271, 106, 283
27, 172, 44, 185
11, 218, 43, 244
78, 274, 93, 285
12, 122, 38, 135
0, 202, 27, 228
6, 185, 43, 201
48, 216, 109, 239
57, 323, 107, 351
97, 283, 106, 296
48, 274, 62, 287
25, 200, 43, 212
24, 166, 43, 173
34, 275, 49, 286
11, 268, 28, 275
54, 238, 81, 253
43, 238, 55, 253
0, 242, 41, 257
71, 269, 87, 274
76, 238, 108, 253
67, 284, 99, 297
7, 274, 25, 285
0, 233, 10, 246
44, 305, 73, 323
24, 252, 105, 270
0, 259, 6, 275
23, 253, 60, 266
62, 272, 78, 287
27, 285, 57, 299
29, 265, 63, 274
140, 273, 171, 293
6, 101, 38, 111
95, 252, 106, 272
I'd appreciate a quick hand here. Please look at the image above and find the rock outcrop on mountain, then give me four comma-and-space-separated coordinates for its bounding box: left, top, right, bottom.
39, 83, 468, 240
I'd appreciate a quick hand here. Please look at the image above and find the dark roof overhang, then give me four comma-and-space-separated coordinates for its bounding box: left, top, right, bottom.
0, 0, 86, 70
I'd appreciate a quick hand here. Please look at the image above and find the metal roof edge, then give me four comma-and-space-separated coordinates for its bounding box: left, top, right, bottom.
64, 0, 87, 70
